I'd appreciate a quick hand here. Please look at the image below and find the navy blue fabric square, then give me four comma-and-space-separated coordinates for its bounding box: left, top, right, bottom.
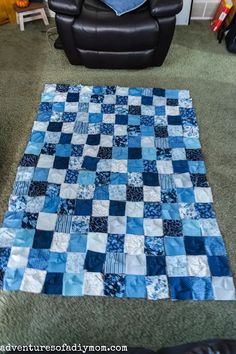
168, 115, 182, 125
22, 212, 38, 229
71, 144, 83, 157
58, 199, 76, 215
89, 217, 108, 233
102, 104, 115, 114
128, 148, 142, 160
169, 277, 193, 300
75, 200, 92, 216
0, 248, 11, 269
163, 220, 183, 236
56, 84, 69, 92
154, 126, 168, 138
84, 250, 106, 272
43, 272, 63, 294
98, 147, 112, 159
21, 154, 38, 167
190, 173, 209, 187
109, 201, 126, 216
128, 106, 141, 115
53, 156, 69, 169
47, 122, 63, 132
33, 230, 53, 249
172, 160, 189, 173
41, 143, 56, 155
59, 133, 72, 144
153, 88, 165, 96
143, 160, 157, 173
106, 234, 125, 253
208, 256, 231, 276
65, 170, 79, 184
46, 183, 60, 197
91, 94, 104, 103
29, 182, 48, 197
146, 256, 166, 275
186, 149, 203, 161
116, 96, 128, 105
95, 172, 111, 186
86, 134, 100, 146
126, 186, 143, 202
156, 148, 172, 160
142, 96, 153, 105
167, 99, 178, 106
82, 156, 100, 171
184, 237, 206, 255
115, 115, 128, 125
195, 203, 215, 219
67, 92, 79, 102
144, 203, 162, 218
161, 189, 178, 203
104, 274, 125, 298
143, 172, 159, 186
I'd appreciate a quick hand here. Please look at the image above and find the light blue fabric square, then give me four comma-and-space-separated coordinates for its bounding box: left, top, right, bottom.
56, 144, 72, 157
43, 196, 60, 213
125, 275, 146, 298
89, 113, 103, 123
110, 173, 128, 185
63, 273, 84, 296
162, 204, 180, 220
30, 131, 45, 143
25, 142, 43, 155
37, 111, 51, 122
3, 212, 24, 229
184, 137, 201, 149
141, 126, 154, 136
142, 148, 156, 160
112, 147, 128, 160
3, 268, 24, 291
14, 229, 35, 248
176, 188, 195, 203
155, 106, 166, 115
127, 217, 144, 235
128, 87, 143, 96
188, 161, 206, 174
47, 252, 67, 273
68, 235, 87, 252
165, 89, 179, 99
52, 102, 65, 112
128, 136, 141, 148
128, 160, 144, 172
191, 277, 214, 300
33, 168, 49, 181
204, 236, 226, 256
128, 115, 140, 125
164, 237, 186, 256
78, 171, 96, 185
182, 219, 201, 236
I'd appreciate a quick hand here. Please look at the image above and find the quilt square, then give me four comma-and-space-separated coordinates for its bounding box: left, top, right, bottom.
0, 84, 234, 301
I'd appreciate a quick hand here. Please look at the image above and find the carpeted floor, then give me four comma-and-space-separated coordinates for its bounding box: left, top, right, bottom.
0, 20, 236, 351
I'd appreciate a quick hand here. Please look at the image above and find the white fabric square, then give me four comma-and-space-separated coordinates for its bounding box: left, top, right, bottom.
111, 160, 127, 173
199, 219, 221, 236
116, 87, 129, 96
126, 254, 146, 275
83, 145, 99, 157
103, 95, 116, 104
76, 112, 88, 122
0, 228, 16, 247
103, 114, 116, 123
64, 102, 79, 112
53, 92, 67, 102
60, 184, 78, 199
71, 133, 87, 145
51, 233, 70, 252
171, 148, 186, 161
33, 121, 49, 132
156, 160, 173, 174
166, 255, 189, 277
141, 105, 155, 116
25, 196, 45, 213
48, 169, 66, 184
143, 186, 161, 202
141, 137, 155, 147
126, 202, 144, 217
194, 187, 213, 203
128, 96, 141, 106
144, 219, 163, 236
87, 233, 108, 253
187, 255, 210, 276
108, 216, 126, 234
83, 272, 104, 296
92, 200, 110, 217
37, 155, 55, 168
89, 103, 101, 113
100, 135, 113, 147
166, 106, 180, 115
8, 247, 30, 268
45, 132, 61, 144
212, 277, 236, 300
168, 125, 183, 137
37, 212, 57, 231
114, 125, 127, 136
62, 122, 74, 134
20, 268, 46, 293
69, 157, 82, 171
66, 252, 86, 273
109, 185, 126, 201
97, 159, 112, 172
124, 235, 144, 255
173, 173, 192, 188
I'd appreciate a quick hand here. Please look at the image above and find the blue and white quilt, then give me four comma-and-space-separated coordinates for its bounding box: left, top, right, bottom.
0, 84, 235, 300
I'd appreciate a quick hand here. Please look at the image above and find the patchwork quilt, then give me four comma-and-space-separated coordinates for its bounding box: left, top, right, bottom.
0, 84, 235, 300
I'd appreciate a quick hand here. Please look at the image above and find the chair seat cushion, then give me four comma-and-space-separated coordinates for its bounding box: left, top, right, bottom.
72, 0, 159, 52
99, 0, 147, 16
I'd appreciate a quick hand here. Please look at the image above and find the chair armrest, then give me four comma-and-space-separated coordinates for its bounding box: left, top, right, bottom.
149, 0, 183, 18
48, 0, 84, 16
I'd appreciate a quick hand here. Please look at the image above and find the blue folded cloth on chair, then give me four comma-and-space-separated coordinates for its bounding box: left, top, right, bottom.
100, 0, 147, 16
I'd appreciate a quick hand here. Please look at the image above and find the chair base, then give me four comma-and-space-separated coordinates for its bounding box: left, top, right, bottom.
54, 36, 63, 50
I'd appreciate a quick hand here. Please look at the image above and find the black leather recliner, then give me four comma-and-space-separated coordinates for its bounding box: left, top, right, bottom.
49, 0, 183, 69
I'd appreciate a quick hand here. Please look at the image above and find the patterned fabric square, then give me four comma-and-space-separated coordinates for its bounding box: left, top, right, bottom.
0, 84, 235, 301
